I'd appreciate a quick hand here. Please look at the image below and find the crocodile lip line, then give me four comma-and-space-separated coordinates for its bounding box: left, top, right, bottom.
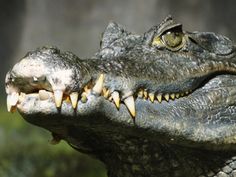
6, 73, 193, 119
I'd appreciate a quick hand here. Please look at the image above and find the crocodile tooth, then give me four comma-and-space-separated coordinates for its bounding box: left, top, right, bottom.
138, 90, 143, 98
39, 90, 50, 100
53, 90, 63, 108
143, 90, 148, 99
185, 91, 189, 95
70, 92, 79, 109
102, 87, 107, 95
7, 92, 19, 112
93, 74, 104, 95
124, 96, 136, 118
164, 93, 169, 101
156, 94, 162, 103
111, 91, 120, 109
81, 92, 87, 103
175, 93, 180, 99
180, 93, 184, 97
102, 88, 110, 98
170, 93, 175, 100
149, 93, 155, 103
105, 90, 110, 98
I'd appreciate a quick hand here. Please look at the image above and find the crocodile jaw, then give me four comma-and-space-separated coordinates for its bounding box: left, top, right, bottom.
4, 16, 236, 177
12, 75, 236, 177
10, 73, 236, 151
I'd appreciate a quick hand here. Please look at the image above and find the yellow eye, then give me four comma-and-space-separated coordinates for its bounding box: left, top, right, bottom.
162, 31, 183, 48
152, 30, 185, 51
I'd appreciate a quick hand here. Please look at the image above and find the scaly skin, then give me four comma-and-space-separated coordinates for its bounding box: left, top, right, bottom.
5, 16, 236, 177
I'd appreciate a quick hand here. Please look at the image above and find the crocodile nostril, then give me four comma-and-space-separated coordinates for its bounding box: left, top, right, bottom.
33, 77, 38, 82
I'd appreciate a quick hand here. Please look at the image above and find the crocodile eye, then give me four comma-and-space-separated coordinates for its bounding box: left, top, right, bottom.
152, 29, 185, 51
162, 31, 183, 49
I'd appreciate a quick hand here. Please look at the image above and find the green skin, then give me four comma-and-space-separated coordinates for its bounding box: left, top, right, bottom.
5, 16, 236, 177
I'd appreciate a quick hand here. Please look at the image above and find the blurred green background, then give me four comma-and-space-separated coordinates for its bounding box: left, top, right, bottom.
0, 103, 106, 177
0, 0, 236, 176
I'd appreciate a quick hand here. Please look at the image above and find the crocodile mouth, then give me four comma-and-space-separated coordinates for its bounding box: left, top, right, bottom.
6, 71, 236, 119
5, 55, 236, 150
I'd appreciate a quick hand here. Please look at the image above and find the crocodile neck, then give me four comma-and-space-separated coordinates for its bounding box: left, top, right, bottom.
70, 130, 236, 177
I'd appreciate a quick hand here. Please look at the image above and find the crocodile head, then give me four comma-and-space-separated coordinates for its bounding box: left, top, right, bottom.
5, 16, 236, 177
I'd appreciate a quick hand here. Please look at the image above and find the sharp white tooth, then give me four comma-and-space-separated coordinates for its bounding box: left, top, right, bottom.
39, 90, 50, 100
170, 93, 175, 100
149, 93, 155, 103
111, 91, 120, 109
70, 92, 79, 109
124, 96, 136, 118
11, 92, 19, 105
156, 94, 162, 103
164, 93, 169, 101
7, 92, 19, 112
53, 90, 63, 108
7, 95, 12, 112
93, 74, 104, 94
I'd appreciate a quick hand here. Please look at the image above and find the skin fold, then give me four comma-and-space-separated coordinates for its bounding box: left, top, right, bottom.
5, 16, 236, 177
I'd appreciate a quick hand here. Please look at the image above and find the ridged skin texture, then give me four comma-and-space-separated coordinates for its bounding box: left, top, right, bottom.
5, 16, 236, 177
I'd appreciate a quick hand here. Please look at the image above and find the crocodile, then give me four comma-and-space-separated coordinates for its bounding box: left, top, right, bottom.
5, 16, 236, 177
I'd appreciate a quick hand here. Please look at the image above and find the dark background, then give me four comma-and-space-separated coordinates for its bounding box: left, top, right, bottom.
0, 0, 236, 176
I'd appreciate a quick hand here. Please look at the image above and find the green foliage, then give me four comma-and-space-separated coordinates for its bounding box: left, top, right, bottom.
0, 102, 107, 177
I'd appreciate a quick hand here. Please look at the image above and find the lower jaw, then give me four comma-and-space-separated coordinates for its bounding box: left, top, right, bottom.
8, 75, 236, 177
13, 81, 236, 152
15, 93, 236, 177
